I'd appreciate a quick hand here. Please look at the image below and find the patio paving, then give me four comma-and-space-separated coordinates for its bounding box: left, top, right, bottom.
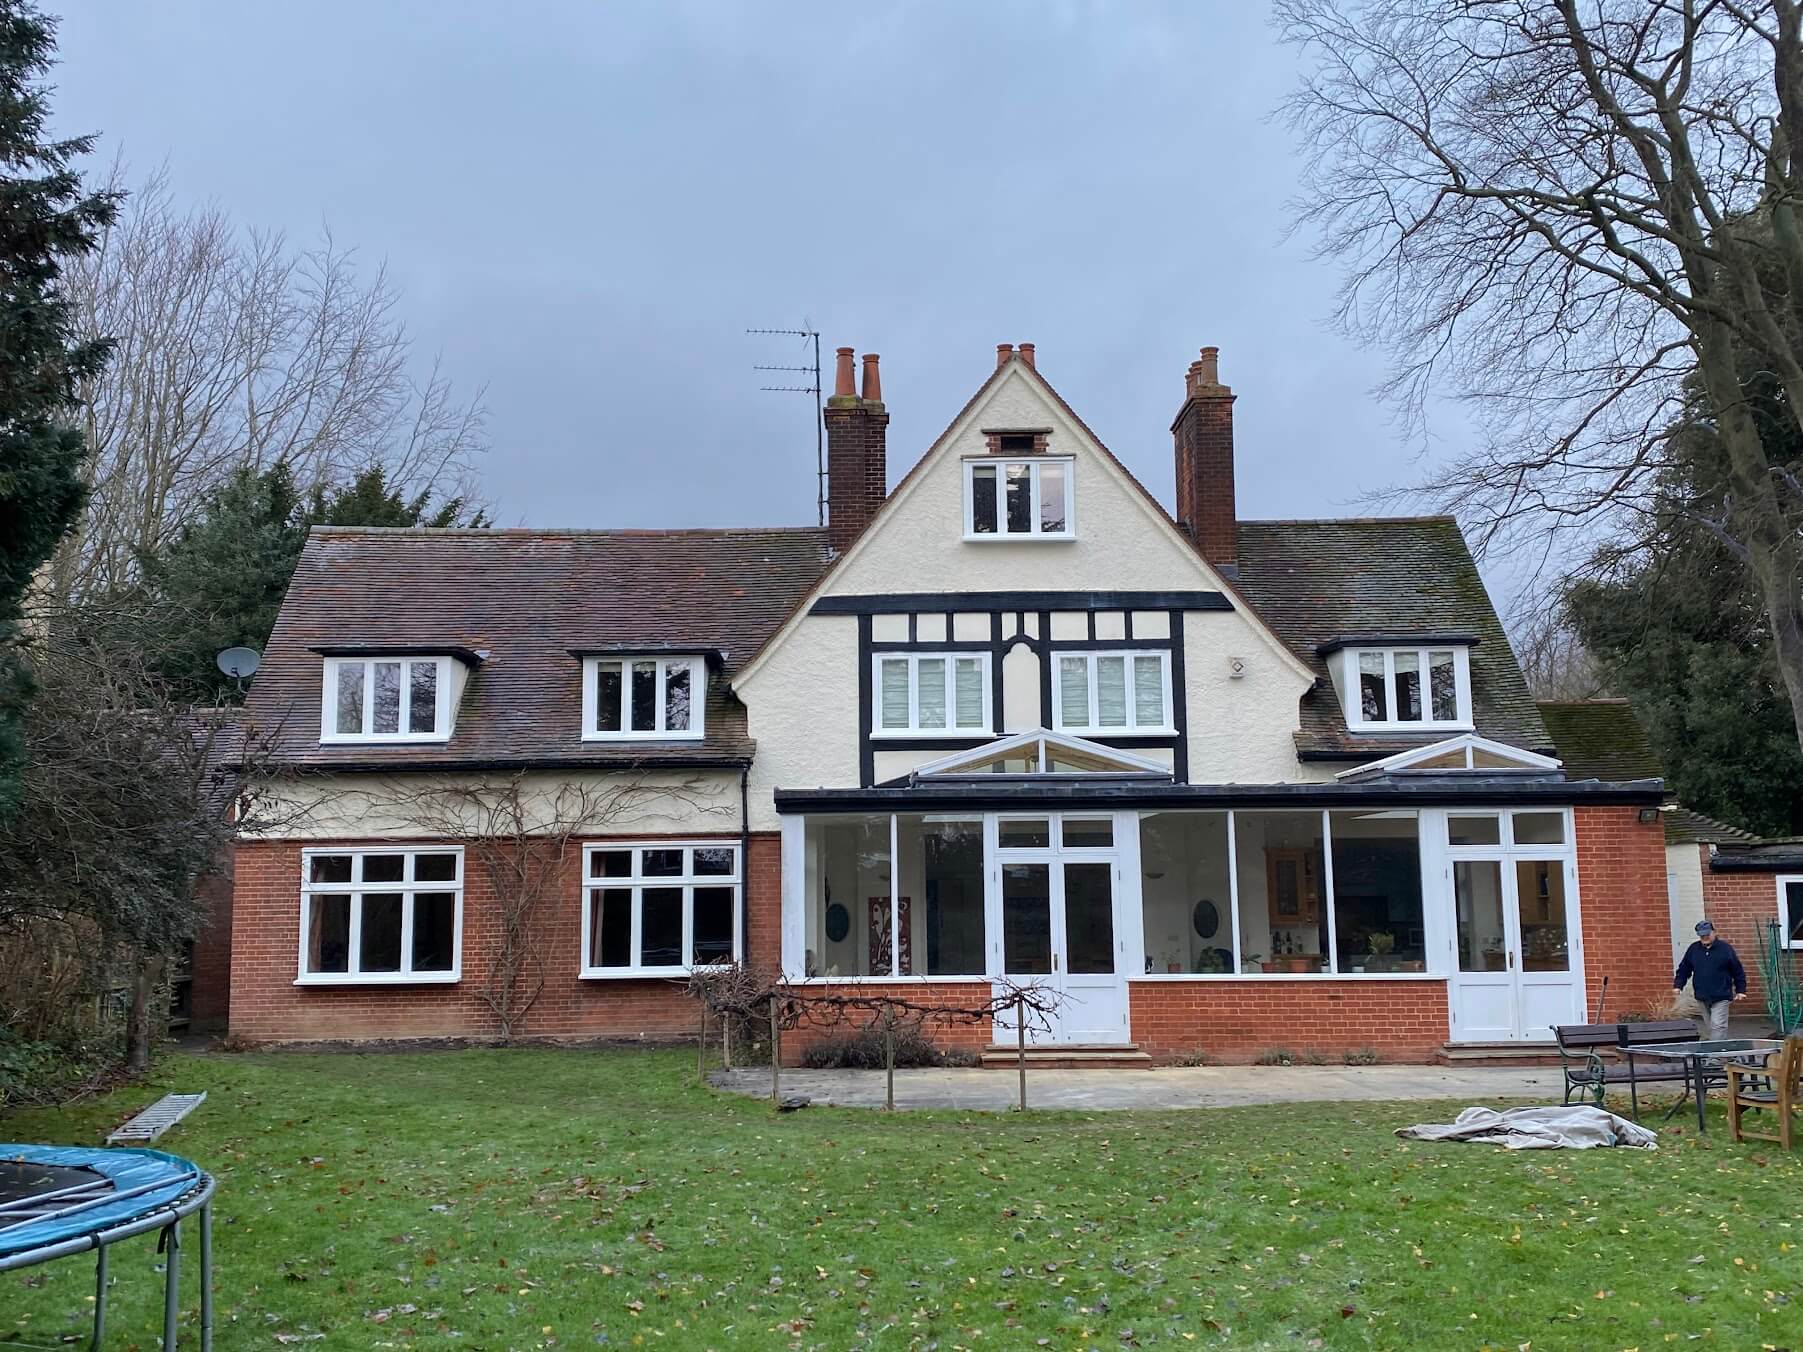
710, 1062, 1624, 1111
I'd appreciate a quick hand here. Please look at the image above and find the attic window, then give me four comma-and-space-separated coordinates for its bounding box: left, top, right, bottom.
582, 655, 705, 741
321, 656, 453, 743
1338, 647, 1472, 731
965, 457, 1073, 539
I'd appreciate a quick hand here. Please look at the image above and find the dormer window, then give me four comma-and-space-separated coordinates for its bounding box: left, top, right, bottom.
582, 654, 705, 741
964, 456, 1073, 539
321, 656, 454, 742
1334, 646, 1472, 731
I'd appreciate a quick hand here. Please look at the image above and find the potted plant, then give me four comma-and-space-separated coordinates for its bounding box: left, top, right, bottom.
1365, 931, 1396, 973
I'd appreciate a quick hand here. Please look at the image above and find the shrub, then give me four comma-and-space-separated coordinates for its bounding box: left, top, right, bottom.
1343, 1046, 1382, 1066
1301, 1049, 1328, 1066
799, 1023, 947, 1069
0, 1027, 113, 1108
1255, 1047, 1297, 1066
1170, 1048, 1211, 1067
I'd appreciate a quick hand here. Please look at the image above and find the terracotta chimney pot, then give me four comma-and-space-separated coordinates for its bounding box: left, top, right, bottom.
833, 346, 857, 399
995, 343, 1015, 368
861, 352, 882, 404
1018, 342, 1036, 369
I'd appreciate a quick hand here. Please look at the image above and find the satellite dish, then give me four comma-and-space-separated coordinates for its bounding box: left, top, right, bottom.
216, 647, 262, 683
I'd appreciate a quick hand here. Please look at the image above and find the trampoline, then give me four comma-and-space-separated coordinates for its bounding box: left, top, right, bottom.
1, 1144, 214, 1350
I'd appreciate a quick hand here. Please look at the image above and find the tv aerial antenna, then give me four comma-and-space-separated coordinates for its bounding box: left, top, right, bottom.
747, 324, 823, 526
215, 646, 261, 694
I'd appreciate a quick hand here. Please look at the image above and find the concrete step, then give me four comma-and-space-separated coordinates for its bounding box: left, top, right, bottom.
1436, 1041, 1561, 1067
979, 1043, 1153, 1069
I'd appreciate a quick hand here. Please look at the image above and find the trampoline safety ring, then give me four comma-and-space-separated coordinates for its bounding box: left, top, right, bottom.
1, 1144, 214, 1350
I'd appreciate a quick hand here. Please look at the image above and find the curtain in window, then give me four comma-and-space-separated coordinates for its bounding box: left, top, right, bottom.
954, 657, 985, 728
880, 659, 910, 729
1059, 656, 1089, 726
1095, 656, 1128, 727
916, 658, 947, 728
1133, 655, 1163, 726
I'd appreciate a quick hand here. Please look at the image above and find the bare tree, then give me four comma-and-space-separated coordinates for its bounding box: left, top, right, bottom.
50, 163, 488, 600
1278, 0, 1803, 751
367, 772, 725, 1040
1511, 600, 1607, 699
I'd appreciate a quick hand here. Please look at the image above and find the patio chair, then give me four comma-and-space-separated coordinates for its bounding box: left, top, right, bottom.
1726, 1036, 1803, 1149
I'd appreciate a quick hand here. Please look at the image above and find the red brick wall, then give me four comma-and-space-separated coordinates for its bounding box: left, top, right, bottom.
1172, 361, 1236, 568
823, 392, 888, 554
230, 832, 780, 1044
778, 982, 994, 1065
188, 855, 235, 1031
1702, 866, 1796, 1008
1574, 806, 1672, 1020
1129, 979, 1448, 1062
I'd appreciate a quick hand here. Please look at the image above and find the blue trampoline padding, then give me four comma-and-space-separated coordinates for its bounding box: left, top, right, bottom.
0, 1144, 205, 1258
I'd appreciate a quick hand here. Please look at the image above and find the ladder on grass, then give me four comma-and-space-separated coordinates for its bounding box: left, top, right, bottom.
106, 1092, 207, 1144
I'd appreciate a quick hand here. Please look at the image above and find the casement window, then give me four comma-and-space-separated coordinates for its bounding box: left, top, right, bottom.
581, 841, 741, 976
321, 656, 452, 742
298, 847, 462, 983
582, 655, 705, 740
872, 652, 991, 736
1053, 650, 1172, 733
1780, 876, 1803, 949
1346, 647, 1471, 730
964, 457, 1073, 539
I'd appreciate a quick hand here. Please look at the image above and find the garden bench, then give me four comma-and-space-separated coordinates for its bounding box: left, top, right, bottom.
1554, 1021, 1696, 1118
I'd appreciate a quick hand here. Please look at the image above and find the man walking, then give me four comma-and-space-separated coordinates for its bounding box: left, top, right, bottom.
1673, 920, 1748, 1040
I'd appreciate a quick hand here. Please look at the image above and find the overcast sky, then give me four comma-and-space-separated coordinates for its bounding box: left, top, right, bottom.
54, 2, 1476, 539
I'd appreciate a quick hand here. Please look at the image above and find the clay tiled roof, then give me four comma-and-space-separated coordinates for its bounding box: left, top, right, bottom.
248, 526, 831, 770
1233, 516, 1550, 760
1536, 699, 1664, 782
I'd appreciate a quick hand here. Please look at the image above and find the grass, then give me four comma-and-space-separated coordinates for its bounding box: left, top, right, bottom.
3, 1049, 1801, 1350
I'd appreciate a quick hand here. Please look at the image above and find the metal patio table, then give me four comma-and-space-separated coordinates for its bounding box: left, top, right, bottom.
1623, 1038, 1783, 1133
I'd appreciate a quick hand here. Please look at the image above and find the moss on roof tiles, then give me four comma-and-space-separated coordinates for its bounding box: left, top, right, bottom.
1536, 700, 1665, 782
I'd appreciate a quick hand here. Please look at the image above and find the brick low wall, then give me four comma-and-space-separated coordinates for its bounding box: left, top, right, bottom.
1128, 979, 1449, 1063
229, 832, 780, 1044
1702, 866, 1797, 1009
778, 982, 996, 1065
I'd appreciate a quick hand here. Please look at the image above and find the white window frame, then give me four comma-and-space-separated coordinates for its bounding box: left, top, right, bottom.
1342, 647, 1473, 732
871, 652, 993, 738
962, 456, 1076, 540
579, 840, 742, 977
296, 846, 463, 985
319, 656, 453, 743
1779, 875, 1803, 949
581, 655, 706, 741
1051, 649, 1174, 735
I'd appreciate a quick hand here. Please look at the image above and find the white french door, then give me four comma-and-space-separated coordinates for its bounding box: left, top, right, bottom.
1445, 810, 1585, 1043
991, 813, 1131, 1046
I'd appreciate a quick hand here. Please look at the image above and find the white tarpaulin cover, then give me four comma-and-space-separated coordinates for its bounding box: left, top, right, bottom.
1397, 1105, 1659, 1150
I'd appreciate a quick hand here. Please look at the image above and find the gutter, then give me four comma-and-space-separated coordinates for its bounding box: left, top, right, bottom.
774, 776, 1668, 814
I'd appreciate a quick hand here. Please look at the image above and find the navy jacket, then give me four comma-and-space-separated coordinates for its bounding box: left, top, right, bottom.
1674, 939, 1747, 1004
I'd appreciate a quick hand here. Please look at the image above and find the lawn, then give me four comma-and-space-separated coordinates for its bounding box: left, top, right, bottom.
3, 1050, 1800, 1350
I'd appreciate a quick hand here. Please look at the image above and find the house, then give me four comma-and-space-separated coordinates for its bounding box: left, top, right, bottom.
229, 343, 1676, 1062
1539, 697, 1802, 1016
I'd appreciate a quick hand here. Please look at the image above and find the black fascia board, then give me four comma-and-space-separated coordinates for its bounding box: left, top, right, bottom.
1314, 632, 1481, 657
774, 776, 1666, 814
310, 644, 487, 667
810, 591, 1232, 616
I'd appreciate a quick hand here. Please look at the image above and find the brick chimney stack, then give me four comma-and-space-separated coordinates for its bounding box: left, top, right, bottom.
1171, 345, 1238, 573
824, 346, 889, 554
